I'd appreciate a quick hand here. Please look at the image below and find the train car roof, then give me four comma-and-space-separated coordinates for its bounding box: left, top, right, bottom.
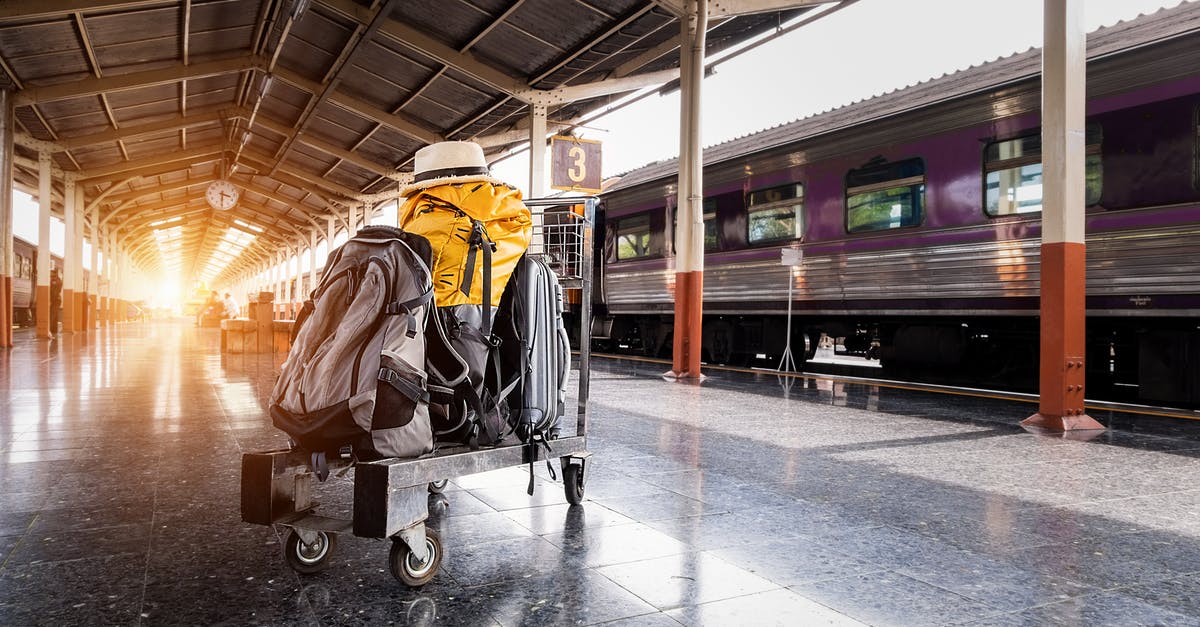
605, 1, 1200, 194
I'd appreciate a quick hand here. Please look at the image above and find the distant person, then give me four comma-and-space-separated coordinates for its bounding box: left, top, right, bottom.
198, 290, 219, 326
222, 292, 240, 319
49, 268, 62, 337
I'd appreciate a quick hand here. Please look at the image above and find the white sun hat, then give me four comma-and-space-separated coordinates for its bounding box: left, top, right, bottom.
400, 141, 507, 197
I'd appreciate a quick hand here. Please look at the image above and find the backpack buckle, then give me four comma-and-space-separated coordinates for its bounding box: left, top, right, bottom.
378, 367, 396, 383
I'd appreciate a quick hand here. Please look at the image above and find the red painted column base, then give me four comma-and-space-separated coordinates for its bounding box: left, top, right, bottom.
1026, 241, 1104, 432
667, 270, 705, 380
1, 275, 11, 347
1021, 412, 1104, 431
36, 285, 51, 338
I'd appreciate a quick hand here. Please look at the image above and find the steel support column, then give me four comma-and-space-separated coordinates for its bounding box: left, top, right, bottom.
1022, 0, 1103, 432
308, 230, 317, 300
88, 213, 98, 329
63, 175, 77, 333
668, 0, 706, 380
36, 151, 52, 338
528, 103, 547, 199
0, 90, 12, 347
73, 184, 86, 330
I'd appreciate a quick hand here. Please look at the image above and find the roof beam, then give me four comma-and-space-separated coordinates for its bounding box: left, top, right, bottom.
316, 0, 530, 99
240, 148, 365, 201
79, 145, 224, 183
648, 0, 684, 16
250, 112, 408, 182
59, 109, 229, 150
100, 174, 218, 206
14, 55, 260, 106
518, 68, 680, 105
0, 0, 173, 21
267, 0, 395, 179
270, 65, 442, 145
709, 0, 839, 16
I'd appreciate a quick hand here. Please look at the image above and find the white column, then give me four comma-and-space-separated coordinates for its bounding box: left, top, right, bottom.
63, 175, 76, 332
89, 215, 99, 328
669, 0, 707, 378
528, 103, 547, 199
36, 151, 52, 338
1022, 0, 1101, 431
308, 230, 318, 296
348, 205, 358, 237
0, 89, 12, 347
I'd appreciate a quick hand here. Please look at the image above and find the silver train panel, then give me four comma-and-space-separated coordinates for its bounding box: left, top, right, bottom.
606, 224, 1200, 316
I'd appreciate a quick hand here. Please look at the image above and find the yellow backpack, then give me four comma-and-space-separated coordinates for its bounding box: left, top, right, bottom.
398, 181, 532, 313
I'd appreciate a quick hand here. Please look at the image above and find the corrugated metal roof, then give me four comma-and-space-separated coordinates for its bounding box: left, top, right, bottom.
0, 0, 810, 284
606, 1, 1200, 194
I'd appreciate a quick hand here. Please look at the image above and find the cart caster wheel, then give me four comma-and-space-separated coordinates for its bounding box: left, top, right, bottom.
428, 479, 449, 494
284, 529, 337, 574
390, 529, 442, 588
563, 462, 585, 505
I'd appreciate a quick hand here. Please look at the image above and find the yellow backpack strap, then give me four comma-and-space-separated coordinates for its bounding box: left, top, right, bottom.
460, 220, 495, 336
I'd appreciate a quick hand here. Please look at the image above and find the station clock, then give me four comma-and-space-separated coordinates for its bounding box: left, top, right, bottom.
205, 179, 240, 211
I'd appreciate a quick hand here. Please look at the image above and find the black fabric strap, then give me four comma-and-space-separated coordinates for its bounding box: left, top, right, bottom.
481, 228, 492, 337
413, 165, 488, 183
377, 367, 430, 403
461, 243, 477, 298
384, 287, 433, 315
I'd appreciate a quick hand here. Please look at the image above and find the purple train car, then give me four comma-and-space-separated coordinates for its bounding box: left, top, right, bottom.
593, 4, 1200, 406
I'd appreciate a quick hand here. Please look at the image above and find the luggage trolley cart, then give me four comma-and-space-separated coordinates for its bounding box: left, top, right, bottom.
240, 197, 596, 588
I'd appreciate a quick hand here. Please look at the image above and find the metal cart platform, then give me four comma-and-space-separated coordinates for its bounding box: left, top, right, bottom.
240, 197, 595, 587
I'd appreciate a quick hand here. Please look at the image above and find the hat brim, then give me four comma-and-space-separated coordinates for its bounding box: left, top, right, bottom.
399, 173, 510, 198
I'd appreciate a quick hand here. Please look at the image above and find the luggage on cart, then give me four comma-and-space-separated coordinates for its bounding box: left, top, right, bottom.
241, 197, 596, 590
494, 255, 571, 441
269, 225, 436, 465
397, 142, 533, 448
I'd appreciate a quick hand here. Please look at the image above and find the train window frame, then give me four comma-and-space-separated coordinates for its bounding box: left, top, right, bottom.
670, 199, 720, 253
983, 124, 1103, 217
844, 158, 926, 233
1193, 105, 1200, 190
614, 213, 655, 261
746, 183, 804, 245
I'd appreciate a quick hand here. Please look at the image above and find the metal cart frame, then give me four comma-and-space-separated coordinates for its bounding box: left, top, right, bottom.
241, 197, 596, 587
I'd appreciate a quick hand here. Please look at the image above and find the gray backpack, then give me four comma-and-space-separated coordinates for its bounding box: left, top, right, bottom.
270, 226, 435, 465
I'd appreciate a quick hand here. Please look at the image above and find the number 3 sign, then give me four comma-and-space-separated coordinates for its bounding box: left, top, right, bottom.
551, 136, 602, 194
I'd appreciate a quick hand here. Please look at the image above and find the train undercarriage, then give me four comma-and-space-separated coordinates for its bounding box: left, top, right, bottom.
581, 312, 1200, 408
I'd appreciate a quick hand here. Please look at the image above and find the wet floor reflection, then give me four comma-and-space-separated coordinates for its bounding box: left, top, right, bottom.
1, 323, 1200, 624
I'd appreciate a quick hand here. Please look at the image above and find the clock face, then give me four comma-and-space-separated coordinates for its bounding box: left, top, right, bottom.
206, 180, 240, 211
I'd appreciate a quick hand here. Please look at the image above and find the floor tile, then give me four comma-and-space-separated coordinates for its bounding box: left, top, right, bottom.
596, 551, 778, 610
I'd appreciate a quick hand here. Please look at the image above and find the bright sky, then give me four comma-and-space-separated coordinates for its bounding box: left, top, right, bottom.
491, 0, 1191, 195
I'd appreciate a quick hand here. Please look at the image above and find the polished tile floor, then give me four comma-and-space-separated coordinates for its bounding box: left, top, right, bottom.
2, 321, 1200, 625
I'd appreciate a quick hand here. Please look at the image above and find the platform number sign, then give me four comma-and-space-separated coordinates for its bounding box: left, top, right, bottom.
551, 136, 602, 194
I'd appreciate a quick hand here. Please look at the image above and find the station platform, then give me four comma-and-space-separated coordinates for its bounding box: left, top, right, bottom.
2, 321, 1200, 625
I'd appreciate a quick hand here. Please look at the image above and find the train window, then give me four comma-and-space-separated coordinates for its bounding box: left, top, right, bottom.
747, 183, 803, 244
1194, 105, 1200, 190
845, 158, 925, 232
615, 213, 653, 260
670, 200, 719, 252
984, 125, 1102, 216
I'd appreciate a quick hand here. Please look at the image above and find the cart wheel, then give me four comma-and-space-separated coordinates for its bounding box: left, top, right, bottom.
284, 529, 337, 574
389, 528, 442, 588
563, 462, 585, 505
428, 479, 449, 494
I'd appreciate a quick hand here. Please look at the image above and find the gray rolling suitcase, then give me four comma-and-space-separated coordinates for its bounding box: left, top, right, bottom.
494, 255, 571, 441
